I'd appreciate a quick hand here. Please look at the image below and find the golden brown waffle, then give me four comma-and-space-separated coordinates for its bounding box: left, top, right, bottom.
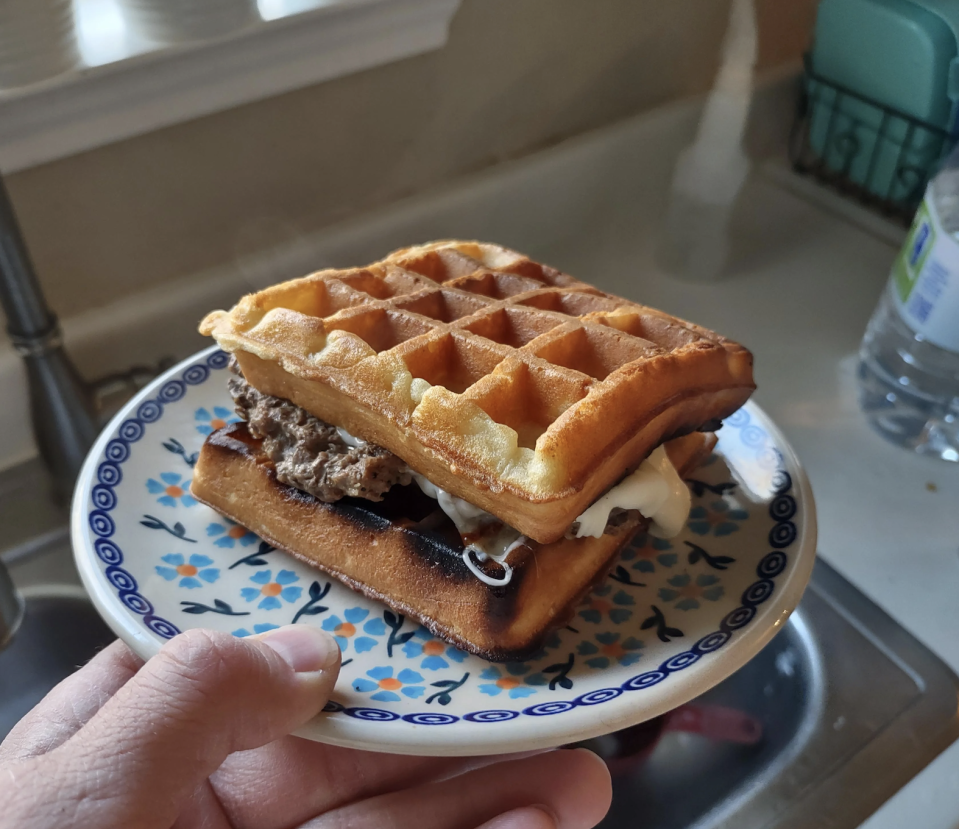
201, 240, 754, 544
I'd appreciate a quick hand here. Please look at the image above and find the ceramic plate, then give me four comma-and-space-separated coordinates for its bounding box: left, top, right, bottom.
73, 347, 817, 756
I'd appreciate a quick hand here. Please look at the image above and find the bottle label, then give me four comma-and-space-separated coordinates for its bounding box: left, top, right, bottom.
891, 191, 959, 353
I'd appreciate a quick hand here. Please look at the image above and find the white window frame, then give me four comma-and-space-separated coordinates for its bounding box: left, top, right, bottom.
0, 0, 461, 173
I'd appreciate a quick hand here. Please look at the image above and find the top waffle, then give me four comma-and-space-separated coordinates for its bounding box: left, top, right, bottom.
200, 240, 754, 544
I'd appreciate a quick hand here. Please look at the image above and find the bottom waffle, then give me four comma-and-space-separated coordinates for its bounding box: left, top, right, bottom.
190, 424, 715, 661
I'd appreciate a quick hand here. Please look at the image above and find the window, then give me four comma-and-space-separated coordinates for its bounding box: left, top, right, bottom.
0, 0, 461, 171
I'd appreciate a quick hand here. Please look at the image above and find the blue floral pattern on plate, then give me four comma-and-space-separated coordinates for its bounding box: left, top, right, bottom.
478, 666, 538, 699
577, 632, 644, 669
146, 472, 196, 507
621, 534, 677, 573
658, 573, 724, 611
688, 500, 750, 536
322, 608, 384, 654
155, 553, 219, 589
72, 346, 815, 755
206, 519, 259, 548
403, 628, 469, 670
353, 667, 427, 702
240, 569, 302, 610
195, 406, 239, 435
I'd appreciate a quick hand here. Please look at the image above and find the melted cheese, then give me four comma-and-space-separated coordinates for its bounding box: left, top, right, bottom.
410, 472, 491, 535
461, 526, 526, 587
410, 472, 523, 587
339, 425, 690, 587
574, 445, 691, 539
333, 425, 497, 545
336, 427, 366, 449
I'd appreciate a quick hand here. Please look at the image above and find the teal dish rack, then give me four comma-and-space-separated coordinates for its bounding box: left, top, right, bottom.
790, 0, 959, 222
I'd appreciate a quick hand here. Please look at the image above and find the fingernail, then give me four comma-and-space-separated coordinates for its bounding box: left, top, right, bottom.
256, 625, 340, 673
482, 806, 556, 829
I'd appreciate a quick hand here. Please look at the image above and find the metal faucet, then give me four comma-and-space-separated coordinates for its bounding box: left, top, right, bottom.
0, 177, 99, 498
0, 174, 100, 649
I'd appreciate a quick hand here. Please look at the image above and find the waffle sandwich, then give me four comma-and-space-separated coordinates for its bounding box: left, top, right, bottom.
192, 241, 754, 659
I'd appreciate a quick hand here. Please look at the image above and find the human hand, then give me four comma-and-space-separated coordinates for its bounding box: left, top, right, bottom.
0, 625, 612, 828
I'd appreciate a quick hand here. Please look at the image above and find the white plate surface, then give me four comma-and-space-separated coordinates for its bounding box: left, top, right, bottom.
73, 347, 817, 756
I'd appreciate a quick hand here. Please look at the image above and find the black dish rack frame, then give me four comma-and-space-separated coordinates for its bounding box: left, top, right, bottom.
790, 56, 959, 224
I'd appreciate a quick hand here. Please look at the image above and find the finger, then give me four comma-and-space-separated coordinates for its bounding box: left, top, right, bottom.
477, 806, 556, 829
213, 736, 548, 829
0, 640, 141, 763
46, 625, 340, 829
302, 748, 611, 829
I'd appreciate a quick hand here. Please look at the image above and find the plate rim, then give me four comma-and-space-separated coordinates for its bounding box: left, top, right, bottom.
72, 345, 818, 756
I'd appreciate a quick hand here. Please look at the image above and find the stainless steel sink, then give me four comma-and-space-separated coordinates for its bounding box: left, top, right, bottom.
0, 459, 116, 737
0, 589, 115, 737
595, 559, 959, 828
1, 457, 957, 828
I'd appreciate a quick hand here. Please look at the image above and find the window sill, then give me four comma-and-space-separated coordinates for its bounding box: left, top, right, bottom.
0, 0, 461, 172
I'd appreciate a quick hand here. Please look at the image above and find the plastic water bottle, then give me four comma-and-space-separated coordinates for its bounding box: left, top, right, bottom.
858, 149, 959, 462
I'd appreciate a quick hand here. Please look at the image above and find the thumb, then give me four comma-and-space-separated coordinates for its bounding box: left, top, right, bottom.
49, 625, 339, 829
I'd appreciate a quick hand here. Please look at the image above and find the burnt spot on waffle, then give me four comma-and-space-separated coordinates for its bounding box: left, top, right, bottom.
214, 423, 515, 589
191, 422, 714, 660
